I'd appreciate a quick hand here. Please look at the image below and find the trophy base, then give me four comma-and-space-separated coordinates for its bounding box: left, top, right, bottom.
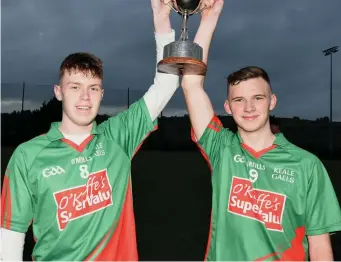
157, 57, 207, 75
157, 41, 207, 75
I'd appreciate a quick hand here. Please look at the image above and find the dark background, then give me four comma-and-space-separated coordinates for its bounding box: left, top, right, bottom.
1, 99, 341, 260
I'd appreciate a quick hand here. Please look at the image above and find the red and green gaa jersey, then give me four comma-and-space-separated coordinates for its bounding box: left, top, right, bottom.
1, 98, 157, 261
192, 115, 341, 261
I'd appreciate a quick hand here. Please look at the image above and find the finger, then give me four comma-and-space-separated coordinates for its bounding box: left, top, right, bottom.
202, 0, 213, 8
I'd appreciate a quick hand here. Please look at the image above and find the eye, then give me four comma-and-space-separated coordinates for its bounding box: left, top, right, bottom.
90, 87, 100, 92
255, 96, 264, 100
71, 86, 79, 90
233, 98, 243, 102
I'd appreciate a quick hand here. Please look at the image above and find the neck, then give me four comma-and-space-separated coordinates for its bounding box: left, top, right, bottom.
59, 115, 93, 135
238, 124, 276, 151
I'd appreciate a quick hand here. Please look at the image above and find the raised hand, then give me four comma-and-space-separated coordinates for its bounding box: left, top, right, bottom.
151, 0, 173, 18
151, 0, 173, 33
200, 0, 224, 25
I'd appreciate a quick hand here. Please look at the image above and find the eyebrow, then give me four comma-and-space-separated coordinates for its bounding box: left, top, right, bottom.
231, 94, 267, 101
67, 81, 82, 85
231, 96, 244, 101
89, 84, 101, 88
66, 82, 101, 87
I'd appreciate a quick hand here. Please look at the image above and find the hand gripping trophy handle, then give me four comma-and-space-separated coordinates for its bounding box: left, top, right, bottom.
157, 0, 208, 75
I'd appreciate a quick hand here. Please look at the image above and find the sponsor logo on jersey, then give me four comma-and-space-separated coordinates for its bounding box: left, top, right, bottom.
71, 156, 92, 165
228, 176, 286, 231
53, 169, 112, 230
272, 167, 296, 184
43, 166, 65, 178
233, 154, 265, 171
70, 143, 105, 165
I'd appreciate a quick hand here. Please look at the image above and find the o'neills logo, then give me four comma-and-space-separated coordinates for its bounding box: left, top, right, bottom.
53, 169, 113, 230
228, 176, 286, 231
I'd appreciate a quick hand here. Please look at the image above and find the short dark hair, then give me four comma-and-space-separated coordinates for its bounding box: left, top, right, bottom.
227, 66, 271, 87
59, 52, 103, 80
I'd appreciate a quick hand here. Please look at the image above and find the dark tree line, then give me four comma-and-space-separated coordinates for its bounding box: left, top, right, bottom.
1, 98, 340, 159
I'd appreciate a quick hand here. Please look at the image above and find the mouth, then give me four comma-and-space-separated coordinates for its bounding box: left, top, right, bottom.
76, 106, 92, 112
242, 115, 259, 121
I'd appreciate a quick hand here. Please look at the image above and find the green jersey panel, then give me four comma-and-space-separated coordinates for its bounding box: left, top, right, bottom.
1, 98, 157, 261
98, 97, 157, 159
1, 144, 38, 232
194, 114, 341, 261
305, 158, 341, 235
191, 115, 233, 170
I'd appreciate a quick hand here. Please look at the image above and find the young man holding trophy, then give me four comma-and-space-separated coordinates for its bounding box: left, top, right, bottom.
179, 0, 341, 261
1, 0, 181, 260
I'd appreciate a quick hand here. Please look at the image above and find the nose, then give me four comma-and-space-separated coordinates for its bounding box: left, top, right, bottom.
244, 100, 255, 112
80, 89, 90, 100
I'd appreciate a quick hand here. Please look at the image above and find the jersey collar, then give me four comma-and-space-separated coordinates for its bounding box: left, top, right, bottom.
46, 121, 100, 141
272, 133, 290, 146
233, 132, 290, 147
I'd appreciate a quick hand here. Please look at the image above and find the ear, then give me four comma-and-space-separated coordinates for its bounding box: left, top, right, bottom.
224, 99, 232, 115
269, 93, 277, 111
54, 85, 62, 101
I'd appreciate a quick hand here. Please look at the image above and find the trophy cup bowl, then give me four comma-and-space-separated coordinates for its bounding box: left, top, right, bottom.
157, 0, 207, 75
173, 0, 202, 14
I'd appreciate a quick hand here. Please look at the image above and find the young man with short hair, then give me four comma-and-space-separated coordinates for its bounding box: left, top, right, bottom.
1, 0, 179, 260
181, 0, 341, 260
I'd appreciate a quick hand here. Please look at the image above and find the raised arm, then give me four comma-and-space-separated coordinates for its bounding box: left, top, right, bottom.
181, 0, 224, 140
143, 0, 180, 121
100, 1, 179, 158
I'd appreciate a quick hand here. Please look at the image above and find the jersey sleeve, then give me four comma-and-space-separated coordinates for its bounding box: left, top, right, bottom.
100, 97, 157, 159
305, 159, 341, 235
1, 147, 34, 233
191, 114, 233, 170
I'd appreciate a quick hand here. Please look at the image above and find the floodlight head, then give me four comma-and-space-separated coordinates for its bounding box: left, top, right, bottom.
323, 46, 339, 56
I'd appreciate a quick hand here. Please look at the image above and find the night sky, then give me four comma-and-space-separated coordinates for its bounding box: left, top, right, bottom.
2, 0, 340, 121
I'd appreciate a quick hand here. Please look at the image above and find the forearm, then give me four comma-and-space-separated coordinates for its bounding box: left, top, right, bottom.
153, 14, 172, 34
308, 234, 334, 261
193, 22, 216, 64
183, 83, 214, 140
0, 228, 25, 261
181, 20, 217, 140
144, 29, 179, 121
309, 247, 334, 261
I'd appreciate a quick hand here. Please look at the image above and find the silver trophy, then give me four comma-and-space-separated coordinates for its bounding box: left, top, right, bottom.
157, 0, 207, 75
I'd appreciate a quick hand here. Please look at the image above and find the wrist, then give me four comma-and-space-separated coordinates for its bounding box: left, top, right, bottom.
199, 19, 218, 32
182, 76, 205, 91
153, 16, 172, 34
194, 22, 215, 46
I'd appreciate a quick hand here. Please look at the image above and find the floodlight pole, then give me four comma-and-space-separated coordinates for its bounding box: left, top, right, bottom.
322, 46, 339, 156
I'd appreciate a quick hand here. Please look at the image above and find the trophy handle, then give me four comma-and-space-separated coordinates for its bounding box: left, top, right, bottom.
161, 0, 207, 16
189, 0, 207, 15
195, 2, 207, 14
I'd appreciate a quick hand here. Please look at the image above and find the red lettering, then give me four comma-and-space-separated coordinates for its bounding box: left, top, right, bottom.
228, 177, 286, 231
54, 169, 113, 230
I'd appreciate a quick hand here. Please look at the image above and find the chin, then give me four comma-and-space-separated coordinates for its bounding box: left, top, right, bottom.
73, 116, 96, 127
237, 121, 264, 133
240, 126, 262, 133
